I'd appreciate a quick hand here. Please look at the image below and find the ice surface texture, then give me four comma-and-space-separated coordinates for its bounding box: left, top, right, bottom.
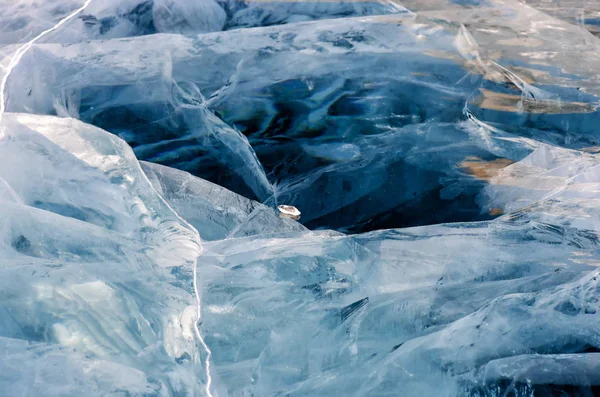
1, 0, 600, 396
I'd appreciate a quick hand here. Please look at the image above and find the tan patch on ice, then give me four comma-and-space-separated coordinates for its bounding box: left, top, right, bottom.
479, 65, 554, 86
488, 207, 504, 216
459, 156, 515, 181
474, 88, 596, 114
506, 66, 549, 84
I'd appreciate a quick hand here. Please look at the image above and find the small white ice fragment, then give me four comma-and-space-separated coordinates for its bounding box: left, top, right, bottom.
278, 204, 301, 220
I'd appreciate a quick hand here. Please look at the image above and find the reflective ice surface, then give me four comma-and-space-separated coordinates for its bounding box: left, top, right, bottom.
1, 0, 600, 396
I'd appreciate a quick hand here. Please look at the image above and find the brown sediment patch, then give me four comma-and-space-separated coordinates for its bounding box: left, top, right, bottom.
505, 66, 549, 84
459, 156, 515, 181
475, 89, 524, 112
480, 65, 557, 86
473, 88, 597, 114
460, 158, 515, 217
488, 207, 504, 216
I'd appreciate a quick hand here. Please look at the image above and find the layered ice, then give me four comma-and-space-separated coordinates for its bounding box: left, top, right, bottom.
0, 113, 211, 394
0, 0, 410, 45
1, 0, 600, 396
5, 0, 600, 230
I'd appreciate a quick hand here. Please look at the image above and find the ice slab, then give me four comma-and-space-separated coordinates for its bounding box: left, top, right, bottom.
0, 112, 211, 395
0, 0, 410, 47
479, 353, 600, 390
197, 220, 599, 396
142, 161, 305, 241
4, 2, 600, 230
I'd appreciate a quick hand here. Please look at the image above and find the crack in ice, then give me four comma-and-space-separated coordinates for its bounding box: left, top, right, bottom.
0, 0, 93, 135
193, 257, 216, 397
142, 172, 216, 396
160, 205, 215, 397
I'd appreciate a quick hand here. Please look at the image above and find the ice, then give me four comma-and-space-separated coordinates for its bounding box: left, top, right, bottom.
0, 337, 165, 396
198, 221, 598, 396
224, 0, 410, 29
2, 14, 486, 225
141, 161, 306, 241
0, 112, 212, 395
153, 0, 226, 34
2, 0, 600, 396
4, 1, 600, 229
478, 353, 600, 392
0, 0, 88, 45
0, 0, 409, 46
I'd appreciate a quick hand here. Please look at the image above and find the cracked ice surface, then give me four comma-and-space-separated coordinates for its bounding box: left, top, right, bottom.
2, 0, 600, 396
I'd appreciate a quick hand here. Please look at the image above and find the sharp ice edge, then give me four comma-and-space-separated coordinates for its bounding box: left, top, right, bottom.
0, 0, 93, 133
